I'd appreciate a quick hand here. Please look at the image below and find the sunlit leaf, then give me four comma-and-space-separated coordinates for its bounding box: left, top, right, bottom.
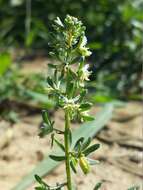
93, 182, 103, 190
0, 52, 11, 76
49, 155, 65, 162
83, 144, 100, 156
54, 137, 65, 152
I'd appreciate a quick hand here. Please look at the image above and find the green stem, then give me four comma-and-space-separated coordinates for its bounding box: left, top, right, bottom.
64, 110, 72, 190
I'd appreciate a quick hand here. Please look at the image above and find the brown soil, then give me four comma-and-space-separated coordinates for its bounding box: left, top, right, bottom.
0, 103, 142, 190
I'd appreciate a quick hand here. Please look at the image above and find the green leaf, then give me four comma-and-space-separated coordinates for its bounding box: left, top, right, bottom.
74, 137, 84, 152
54, 137, 65, 152
70, 162, 76, 173
0, 52, 11, 76
49, 155, 65, 162
12, 104, 113, 190
39, 125, 52, 138
39, 110, 54, 137
81, 137, 91, 151
34, 175, 49, 189
79, 102, 92, 111
79, 90, 87, 102
42, 110, 50, 124
25, 29, 37, 47
93, 182, 103, 190
39, 122, 54, 138
35, 175, 43, 184
51, 133, 54, 148
66, 82, 74, 98
82, 115, 94, 122
48, 63, 57, 69
70, 157, 78, 173
35, 187, 46, 190
35, 175, 48, 187
47, 77, 54, 87
83, 144, 100, 156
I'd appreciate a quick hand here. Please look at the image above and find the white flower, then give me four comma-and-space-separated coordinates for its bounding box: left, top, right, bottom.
54, 17, 64, 27
78, 36, 92, 57
80, 36, 87, 47
80, 64, 91, 81
63, 97, 79, 110
81, 110, 89, 117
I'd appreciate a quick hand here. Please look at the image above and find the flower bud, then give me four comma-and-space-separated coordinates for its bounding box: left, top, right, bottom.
79, 156, 90, 174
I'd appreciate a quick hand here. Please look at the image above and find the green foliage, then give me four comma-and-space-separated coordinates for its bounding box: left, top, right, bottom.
69, 137, 100, 174
0, 0, 142, 98
35, 175, 66, 190
0, 57, 54, 121
39, 110, 54, 137
0, 52, 11, 75
93, 182, 103, 190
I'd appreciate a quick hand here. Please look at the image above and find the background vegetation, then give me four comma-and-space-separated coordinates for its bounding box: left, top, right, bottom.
0, 0, 142, 101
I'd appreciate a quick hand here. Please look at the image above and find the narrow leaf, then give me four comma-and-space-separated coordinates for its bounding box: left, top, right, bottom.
34, 175, 49, 187
83, 144, 100, 156
48, 63, 57, 69
35, 175, 43, 184
54, 138, 65, 152
47, 77, 54, 87
81, 137, 91, 151
49, 155, 65, 162
93, 182, 103, 190
39, 123, 53, 138
42, 110, 50, 124
79, 102, 92, 111
74, 137, 84, 152
70, 157, 78, 173
82, 115, 94, 122
70, 161, 77, 173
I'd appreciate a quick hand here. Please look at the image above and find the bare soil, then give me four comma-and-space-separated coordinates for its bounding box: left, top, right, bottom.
0, 103, 142, 190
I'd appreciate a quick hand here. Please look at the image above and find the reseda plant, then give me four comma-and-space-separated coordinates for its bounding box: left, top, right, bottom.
35, 15, 100, 190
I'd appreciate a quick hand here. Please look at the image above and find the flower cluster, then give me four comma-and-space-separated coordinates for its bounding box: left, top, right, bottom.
46, 15, 93, 121
50, 15, 91, 65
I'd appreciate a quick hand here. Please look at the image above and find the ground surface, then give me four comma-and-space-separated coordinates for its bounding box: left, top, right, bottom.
0, 59, 142, 190
0, 102, 142, 190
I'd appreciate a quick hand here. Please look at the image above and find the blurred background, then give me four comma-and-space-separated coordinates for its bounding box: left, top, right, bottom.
0, 0, 143, 106
0, 0, 142, 189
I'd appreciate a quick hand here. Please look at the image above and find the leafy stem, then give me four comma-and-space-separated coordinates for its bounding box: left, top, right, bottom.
35, 15, 99, 190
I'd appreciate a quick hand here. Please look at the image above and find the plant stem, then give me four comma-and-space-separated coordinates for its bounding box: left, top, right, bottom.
64, 110, 72, 190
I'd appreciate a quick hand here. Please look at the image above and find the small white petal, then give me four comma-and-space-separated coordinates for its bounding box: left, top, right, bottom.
80, 36, 87, 47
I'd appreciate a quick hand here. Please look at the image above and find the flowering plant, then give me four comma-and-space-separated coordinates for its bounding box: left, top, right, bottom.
35, 15, 100, 190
